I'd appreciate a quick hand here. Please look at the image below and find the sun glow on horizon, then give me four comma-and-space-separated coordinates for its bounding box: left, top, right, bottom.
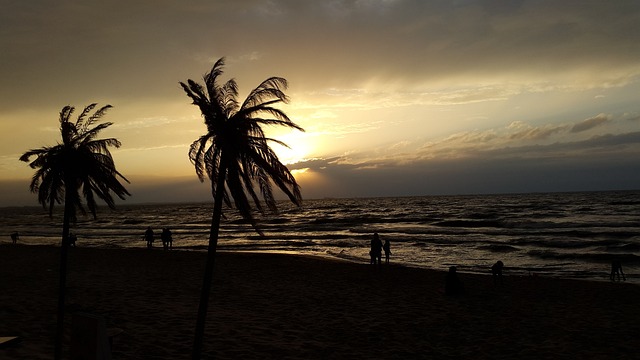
271, 131, 316, 165
288, 166, 329, 199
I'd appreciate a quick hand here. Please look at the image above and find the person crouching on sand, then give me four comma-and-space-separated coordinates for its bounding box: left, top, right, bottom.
445, 266, 464, 296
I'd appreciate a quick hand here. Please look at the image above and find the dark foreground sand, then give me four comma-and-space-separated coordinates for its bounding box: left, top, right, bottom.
1, 245, 639, 359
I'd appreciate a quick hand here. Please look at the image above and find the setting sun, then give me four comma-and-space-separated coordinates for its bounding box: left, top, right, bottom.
271, 131, 314, 165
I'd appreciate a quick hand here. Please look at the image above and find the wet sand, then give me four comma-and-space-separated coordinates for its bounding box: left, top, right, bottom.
1, 245, 639, 359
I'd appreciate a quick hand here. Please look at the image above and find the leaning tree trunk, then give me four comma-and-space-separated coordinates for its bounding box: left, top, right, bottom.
192, 164, 228, 360
54, 188, 74, 360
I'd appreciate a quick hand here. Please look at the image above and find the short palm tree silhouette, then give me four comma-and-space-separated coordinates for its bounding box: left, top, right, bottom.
20, 104, 130, 360
180, 57, 303, 359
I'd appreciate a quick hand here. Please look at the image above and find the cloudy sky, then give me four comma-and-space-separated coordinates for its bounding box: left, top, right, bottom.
1, 0, 640, 206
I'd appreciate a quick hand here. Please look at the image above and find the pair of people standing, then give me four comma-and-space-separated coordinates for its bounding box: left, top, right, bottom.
144, 227, 173, 250
161, 228, 173, 250
370, 232, 391, 266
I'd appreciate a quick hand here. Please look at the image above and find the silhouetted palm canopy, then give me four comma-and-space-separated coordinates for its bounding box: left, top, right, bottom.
20, 104, 130, 218
181, 57, 303, 228
180, 57, 304, 359
20, 103, 129, 360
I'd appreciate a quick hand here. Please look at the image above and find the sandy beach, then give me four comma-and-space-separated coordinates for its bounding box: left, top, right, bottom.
1, 245, 639, 359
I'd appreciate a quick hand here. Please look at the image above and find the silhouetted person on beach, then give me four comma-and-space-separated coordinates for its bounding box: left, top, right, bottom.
69, 232, 77, 247
10, 232, 19, 245
491, 260, 504, 284
383, 238, 391, 264
445, 266, 464, 296
161, 228, 173, 250
370, 232, 383, 266
144, 227, 154, 248
610, 260, 626, 281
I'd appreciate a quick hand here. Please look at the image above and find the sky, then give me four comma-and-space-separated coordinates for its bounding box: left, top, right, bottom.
1, 0, 640, 206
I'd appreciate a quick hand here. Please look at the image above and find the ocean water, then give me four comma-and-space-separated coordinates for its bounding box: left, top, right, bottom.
2, 191, 639, 283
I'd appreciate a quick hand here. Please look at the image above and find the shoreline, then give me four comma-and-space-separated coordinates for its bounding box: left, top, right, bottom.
2, 241, 634, 285
2, 245, 639, 359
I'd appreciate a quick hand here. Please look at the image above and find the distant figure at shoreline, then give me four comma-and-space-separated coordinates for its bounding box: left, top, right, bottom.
383, 238, 391, 264
370, 232, 383, 266
69, 232, 77, 247
445, 266, 464, 296
491, 260, 504, 284
144, 227, 154, 248
610, 260, 626, 281
161, 228, 173, 250
10, 232, 19, 245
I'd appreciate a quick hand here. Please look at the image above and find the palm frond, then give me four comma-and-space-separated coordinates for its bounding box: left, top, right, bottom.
83, 180, 97, 218
203, 57, 226, 101
247, 146, 302, 205
225, 163, 263, 235
240, 77, 289, 111
181, 80, 208, 109
79, 122, 114, 145
189, 135, 213, 181
75, 103, 97, 131
86, 104, 112, 128
245, 113, 304, 132
59, 106, 74, 125
20, 147, 51, 164
221, 79, 239, 115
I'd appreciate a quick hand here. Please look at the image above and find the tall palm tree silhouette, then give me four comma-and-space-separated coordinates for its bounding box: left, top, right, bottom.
20, 104, 130, 360
181, 57, 304, 359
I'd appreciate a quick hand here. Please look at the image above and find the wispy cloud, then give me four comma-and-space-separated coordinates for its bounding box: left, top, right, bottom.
571, 113, 611, 133
507, 122, 567, 141
116, 116, 179, 130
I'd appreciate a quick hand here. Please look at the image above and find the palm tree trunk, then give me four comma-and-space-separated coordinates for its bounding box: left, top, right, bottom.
54, 189, 73, 360
192, 164, 227, 360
